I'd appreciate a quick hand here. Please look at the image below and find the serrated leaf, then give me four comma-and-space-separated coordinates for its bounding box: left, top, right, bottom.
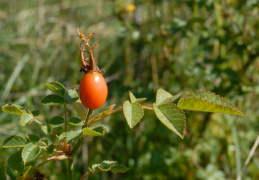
3, 135, 27, 148
156, 89, 180, 105
83, 126, 108, 136
44, 81, 65, 97
153, 103, 186, 139
7, 150, 24, 173
20, 113, 33, 126
0, 160, 7, 180
59, 130, 82, 144
42, 124, 52, 134
88, 104, 116, 126
129, 91, 146, 103
68, 117, 83, 126
1, 104, 24, 115
46, 144, 54, 154
26, 134, 40, 144
177, 91, 244, 116
50, 116, 64, 127
65, 90, 79, 103
123, 101, 144, 129
110, 164, 129, 173
41, 95, 64, 105
22, 143, 41, 163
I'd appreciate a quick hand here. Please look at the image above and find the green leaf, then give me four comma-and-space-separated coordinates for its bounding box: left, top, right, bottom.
46, 144, 54, 154
83, 126, 108, 136
153, 103, 186, 139
41, 95, 64, 105
68, 117, 83, 126
110, 164, 129, 173
42, 124, 52, 134
65, 90, 79, 103
3, 135, 27, 148
1, 104, 24, 115
72, 100, 88, 120
59, 130, 83, 143
44, 81, 65, 97
89, 160, 116, 172
156, 89, 180, 105
7, 150, 24, 173
50, 116, 64, 128
31, 110, 40, 116
88, 104, 116, 126
123, 101, 144, 129
26, 134, 40, 144
20, 113, 33, 126
0, 160, 7, 180
22, 143, 41, 163
129, 91, 146, 103
177, 91, 244, 116
89, 161, 128, 174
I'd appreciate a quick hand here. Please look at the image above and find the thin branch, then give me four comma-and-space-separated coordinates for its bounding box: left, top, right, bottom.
142, 106, 153, 110
80, 170, 101, 180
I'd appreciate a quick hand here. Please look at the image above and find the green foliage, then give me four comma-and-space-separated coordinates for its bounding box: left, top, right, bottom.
1, 1, 258, 179
8, 151, 24, 174
1, 80, 243, 179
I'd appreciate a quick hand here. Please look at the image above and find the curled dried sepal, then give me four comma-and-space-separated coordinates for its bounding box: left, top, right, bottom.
77, 28, 104, 73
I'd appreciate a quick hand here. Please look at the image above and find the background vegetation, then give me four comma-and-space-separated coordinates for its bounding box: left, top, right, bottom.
1, 0, 259, 179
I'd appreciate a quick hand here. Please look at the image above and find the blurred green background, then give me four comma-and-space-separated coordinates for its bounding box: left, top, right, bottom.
1, 0, 259, 179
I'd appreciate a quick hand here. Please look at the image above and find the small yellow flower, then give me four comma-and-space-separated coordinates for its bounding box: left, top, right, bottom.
124, 4, 135, 12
